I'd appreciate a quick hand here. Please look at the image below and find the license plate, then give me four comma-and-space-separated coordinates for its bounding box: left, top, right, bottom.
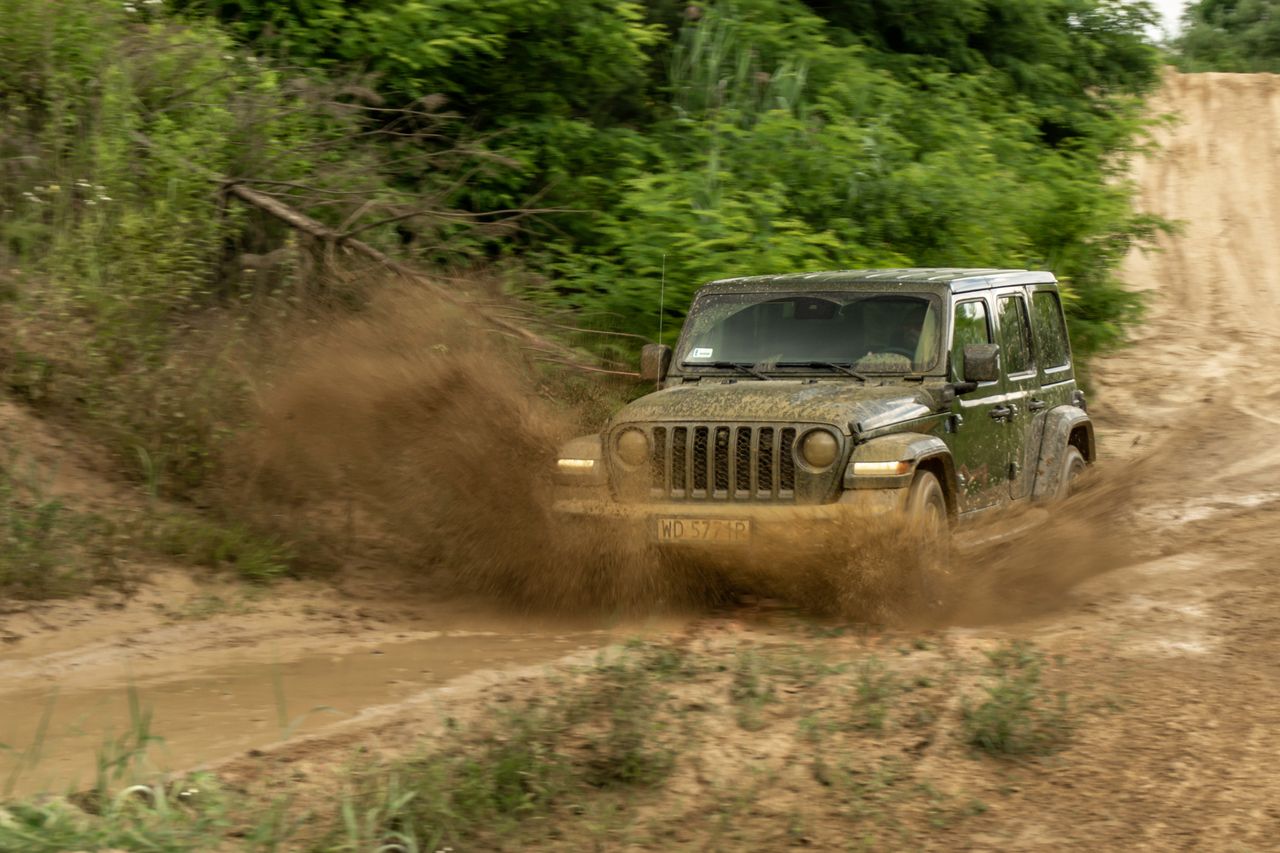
655, 516, 751, 545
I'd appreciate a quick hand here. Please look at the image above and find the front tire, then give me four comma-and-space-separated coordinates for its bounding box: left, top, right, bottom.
907, 470, 948, 538
904, 471, 950, 611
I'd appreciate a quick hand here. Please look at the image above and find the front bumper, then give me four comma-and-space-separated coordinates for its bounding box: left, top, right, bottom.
552, 486, 909, 548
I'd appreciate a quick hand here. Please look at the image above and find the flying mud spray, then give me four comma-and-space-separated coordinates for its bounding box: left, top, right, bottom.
230, 283, 1137, 626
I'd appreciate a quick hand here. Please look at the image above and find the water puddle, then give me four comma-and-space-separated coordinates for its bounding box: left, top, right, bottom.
0, 629, 607, 797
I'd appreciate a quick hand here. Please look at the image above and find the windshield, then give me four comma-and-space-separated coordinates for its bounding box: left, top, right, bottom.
674, 291, 944, 374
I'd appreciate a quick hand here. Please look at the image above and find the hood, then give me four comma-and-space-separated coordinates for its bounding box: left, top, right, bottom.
612, 380, 940, 435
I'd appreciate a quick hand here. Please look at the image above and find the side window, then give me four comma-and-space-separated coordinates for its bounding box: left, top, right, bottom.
997, 295, 1034, 375
1031, 291, 1071, 370
950, 300, 991, 381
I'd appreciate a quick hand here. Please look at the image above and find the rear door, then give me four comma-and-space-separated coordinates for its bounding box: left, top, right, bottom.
1028, 285, 1076, 411
948, 294, 1010, 511
994, 289, 1039, 500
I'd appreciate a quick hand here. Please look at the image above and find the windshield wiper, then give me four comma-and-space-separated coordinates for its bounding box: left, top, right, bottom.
776, 361, 870, 382
682, 360, 772, 381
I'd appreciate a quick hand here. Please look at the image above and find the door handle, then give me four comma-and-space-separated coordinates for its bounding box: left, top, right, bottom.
1028, 398, 1047, 412
989, 406, 1012, 421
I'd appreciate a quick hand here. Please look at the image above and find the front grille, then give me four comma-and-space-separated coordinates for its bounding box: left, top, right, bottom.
642, 425, 798, 501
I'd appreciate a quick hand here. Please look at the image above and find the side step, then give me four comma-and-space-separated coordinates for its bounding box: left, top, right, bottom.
953, 507, 1051, 554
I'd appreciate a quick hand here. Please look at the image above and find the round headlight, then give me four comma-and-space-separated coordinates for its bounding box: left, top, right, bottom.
616, 429, 650, 467
799, 430, 839, 469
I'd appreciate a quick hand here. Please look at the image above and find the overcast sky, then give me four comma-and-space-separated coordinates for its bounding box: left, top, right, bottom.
1152, 0, 1188, 37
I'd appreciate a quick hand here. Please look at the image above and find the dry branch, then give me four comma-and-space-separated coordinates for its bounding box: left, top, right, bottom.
129, 130, 638, 377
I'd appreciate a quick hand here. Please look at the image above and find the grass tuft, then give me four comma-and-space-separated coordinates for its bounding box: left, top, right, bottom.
962, 641, 1072, 756
146, 514, 293, 583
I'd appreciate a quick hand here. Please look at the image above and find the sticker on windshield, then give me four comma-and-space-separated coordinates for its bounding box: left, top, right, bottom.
689, 347, 714, 360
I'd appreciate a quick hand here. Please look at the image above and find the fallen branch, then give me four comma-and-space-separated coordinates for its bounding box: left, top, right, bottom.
130, 131, 619, 374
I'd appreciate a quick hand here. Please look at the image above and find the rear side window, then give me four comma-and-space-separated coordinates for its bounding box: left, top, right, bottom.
1031, 291, 1071, 369
950, 300, 991, 381
997, 295, 1034, 375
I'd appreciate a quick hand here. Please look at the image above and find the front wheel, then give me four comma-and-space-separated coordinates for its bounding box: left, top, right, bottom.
904, 471, 950, 611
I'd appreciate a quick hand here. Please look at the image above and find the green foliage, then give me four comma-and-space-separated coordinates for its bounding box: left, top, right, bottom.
1175, 0, 1280, 72
0, 786, 230, 853
0, 0, 271, 492
146, 513, 293, 583
962, 641, 1072, 756
554, 1, 1161, 355
177, 0, 1163, 358
0, 0, 455, 498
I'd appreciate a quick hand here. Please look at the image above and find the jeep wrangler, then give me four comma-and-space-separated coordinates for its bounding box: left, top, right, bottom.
553, 269, 1092, 550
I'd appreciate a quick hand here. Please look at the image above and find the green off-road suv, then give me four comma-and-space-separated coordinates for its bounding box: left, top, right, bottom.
553, 269, 1092, 551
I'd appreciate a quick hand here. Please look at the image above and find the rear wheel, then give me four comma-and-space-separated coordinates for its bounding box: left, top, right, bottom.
1058, 446, 1087, 499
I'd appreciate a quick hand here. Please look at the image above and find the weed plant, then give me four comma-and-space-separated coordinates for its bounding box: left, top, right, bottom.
962, 641, 1073, 756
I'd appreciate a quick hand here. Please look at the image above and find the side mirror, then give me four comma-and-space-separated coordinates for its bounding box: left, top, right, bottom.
962, 343, 1000, 384
639, 343, 672, 384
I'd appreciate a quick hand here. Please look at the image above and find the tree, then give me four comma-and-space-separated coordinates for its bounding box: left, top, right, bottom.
1177, 0, 1280, 72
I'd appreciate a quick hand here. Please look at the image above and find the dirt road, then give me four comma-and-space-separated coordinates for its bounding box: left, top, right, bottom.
5, 69, 1280, 847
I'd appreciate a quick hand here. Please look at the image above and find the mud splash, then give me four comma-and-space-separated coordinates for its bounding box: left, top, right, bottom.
233, 285, 728, 614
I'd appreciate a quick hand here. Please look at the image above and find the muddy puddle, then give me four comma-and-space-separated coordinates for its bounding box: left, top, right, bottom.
0, 626, 611, 797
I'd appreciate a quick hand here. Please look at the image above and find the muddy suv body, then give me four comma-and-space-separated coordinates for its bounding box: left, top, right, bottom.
554, 269, 1092, 547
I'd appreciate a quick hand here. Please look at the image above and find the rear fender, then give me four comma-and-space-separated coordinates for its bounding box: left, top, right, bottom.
1032, 407, 1093, 500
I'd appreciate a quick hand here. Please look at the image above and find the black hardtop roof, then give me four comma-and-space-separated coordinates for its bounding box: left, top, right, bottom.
699, 268, 1056, 296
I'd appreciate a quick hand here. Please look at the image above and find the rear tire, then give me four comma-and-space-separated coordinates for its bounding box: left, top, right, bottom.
1058, 446, 1087, 499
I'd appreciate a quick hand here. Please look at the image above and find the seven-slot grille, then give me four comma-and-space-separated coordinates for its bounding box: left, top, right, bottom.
636, 425, 798, 501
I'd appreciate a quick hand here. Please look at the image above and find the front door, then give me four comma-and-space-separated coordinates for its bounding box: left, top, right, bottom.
994, 289, 1040, 500
949, 295, 1010, 511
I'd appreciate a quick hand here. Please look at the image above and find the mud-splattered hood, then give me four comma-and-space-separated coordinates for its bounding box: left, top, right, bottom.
611, 380, 941, 436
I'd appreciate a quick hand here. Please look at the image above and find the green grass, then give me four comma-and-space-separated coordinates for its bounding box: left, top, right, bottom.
145, 513, 294, 583
851, 656, 898, 732
962, 641, 1073, 757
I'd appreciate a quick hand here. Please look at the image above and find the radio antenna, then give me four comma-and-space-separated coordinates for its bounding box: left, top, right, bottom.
658, 253, 667, 343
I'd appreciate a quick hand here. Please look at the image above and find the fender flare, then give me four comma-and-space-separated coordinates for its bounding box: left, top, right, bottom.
847, 433, 956, 510
1032, 406, 1093, 501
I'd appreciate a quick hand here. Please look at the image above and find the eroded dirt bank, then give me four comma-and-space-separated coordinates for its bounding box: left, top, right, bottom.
6, 70, 1280, 848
